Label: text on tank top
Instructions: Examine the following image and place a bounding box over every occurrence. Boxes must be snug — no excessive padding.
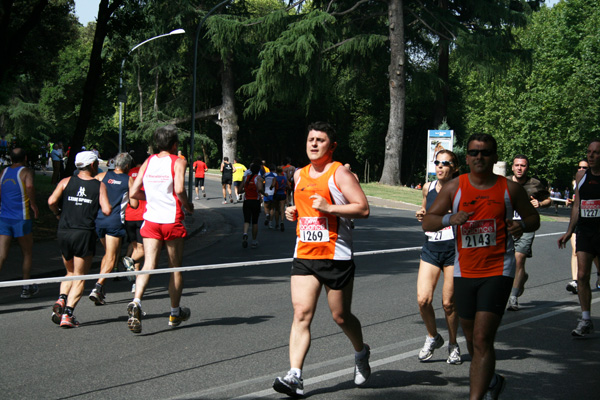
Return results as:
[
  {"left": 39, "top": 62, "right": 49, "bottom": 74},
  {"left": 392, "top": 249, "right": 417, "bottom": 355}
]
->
[
  {"left": 59, "top": 176, "right": 101, "bottom": 231},
  {"left": 96, "top": 170, "right": 129, "bottom": 227}
]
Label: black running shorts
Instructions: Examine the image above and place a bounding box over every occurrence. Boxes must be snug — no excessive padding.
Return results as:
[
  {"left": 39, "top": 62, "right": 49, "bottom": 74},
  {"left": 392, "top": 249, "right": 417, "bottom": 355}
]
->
[
  {"left": 243, "top": 200, "right": 261, "bottom": 224},
  {"left": 126, "top": 220, "right": 144, "bottom": 243},
  {"left": 575, "top": 227, "right": 600, "bottom": 257},
  {"left": 57, "top": 229, "right": 97, "bottom": 260},
  {"left": 292, "top": 258, "right": 356, "bottom": 290},
  {"left": 453, "top": 275, "right": 514, "bottom": 319}
]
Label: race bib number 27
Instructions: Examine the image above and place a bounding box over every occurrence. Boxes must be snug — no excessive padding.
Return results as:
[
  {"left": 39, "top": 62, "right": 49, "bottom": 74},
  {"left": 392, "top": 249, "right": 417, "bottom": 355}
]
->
[
  {"left": 460, "top": 219, "right": 496, "bottom": 249},
  {"left": 299, "top": 217, "right": 329, "bottom": 242}
]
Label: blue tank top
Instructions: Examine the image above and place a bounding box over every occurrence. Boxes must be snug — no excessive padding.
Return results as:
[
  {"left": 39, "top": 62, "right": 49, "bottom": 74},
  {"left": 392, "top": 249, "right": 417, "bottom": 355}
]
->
[
  {"left": 423, "top": 181, "right": 455, "bottom": 252},
  {"left": 96, "top": 170, "right": 129, "bottom": 229},
  {"left": 0, "top": 166, "right": 30, "bottom": 220},
  {"left": 275, "top": 175, "right": 287, "bottom": 195}
]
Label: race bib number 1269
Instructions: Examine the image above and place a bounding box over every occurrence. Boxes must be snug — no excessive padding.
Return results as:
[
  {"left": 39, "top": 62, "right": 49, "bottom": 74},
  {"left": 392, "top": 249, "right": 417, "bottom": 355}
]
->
[{"left": 299, "top": 217, "right": 329, "bottom": 242}]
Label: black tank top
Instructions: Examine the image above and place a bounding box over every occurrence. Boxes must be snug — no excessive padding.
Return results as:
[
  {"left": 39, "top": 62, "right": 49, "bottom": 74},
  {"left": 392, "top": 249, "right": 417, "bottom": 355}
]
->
[
  {"left": 222, "top": 162, "right": 233, "bottom": 179},
  {"left": 577, "top": 169, "right": 600, "bottom": 231},
  {"left": 424, "top": 181, "right": 455, "bottom": 252},
  {"left": 59, "top": 175, "right": 101, "bottom": 231}
]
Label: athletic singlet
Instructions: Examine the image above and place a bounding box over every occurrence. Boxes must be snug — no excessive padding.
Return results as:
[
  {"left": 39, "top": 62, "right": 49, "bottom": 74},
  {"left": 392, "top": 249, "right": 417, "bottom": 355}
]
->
[
  {"left": 424, "top": 181, "right": 454, "bottom": 252},
  {"left": 96, "top": 170, "right": 129, "bottom": 228},
  {"left": 452, "top": 174, "right": 515, "bottom": 278},
  {"left": 125, "top": 166, "right": 146, "bottom": 221},
  {"left": 293, "top": 162, "right": 352, "bottom": 260},
  {"left": 193, "top": 160, "right": 207, "bottom": 178},
  {"left": 141, "top": 154, "right": 184, "bottom": 224},
  {"left": 264, "top": 172, "right": 277, "bottom": 196},
  {"left": 244, "top": 173, "right": 261, "bottom": 200},
  {"left": 275, "top": 175, "right": 287, "bottom": 195},
  {"left": 222, "top": 162, "right": 233, "bottom": 179},
  {"left": 577, "top": 168, "right": 600, "bottom": 229},
  {"left": 58, "top": 176, "right": 100, "bottom": 231},
  {"left": 0, "top": 166, "right": 31, "bottom": 220}
]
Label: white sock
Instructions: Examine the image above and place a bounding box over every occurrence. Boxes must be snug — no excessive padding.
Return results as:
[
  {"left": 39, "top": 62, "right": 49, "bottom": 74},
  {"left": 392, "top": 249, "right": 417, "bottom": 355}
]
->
[
  {"left": 133, "top": 298, "right": 141, "bottom": 306},
  {"left": 171, "top": 307, "right": 180, "bottom": 316},
  {"left": 582, "top": 311, "right": 591, "bottom": 320},
  {"left": 290, "top": 368, "right": 302, "bottom": 379}
]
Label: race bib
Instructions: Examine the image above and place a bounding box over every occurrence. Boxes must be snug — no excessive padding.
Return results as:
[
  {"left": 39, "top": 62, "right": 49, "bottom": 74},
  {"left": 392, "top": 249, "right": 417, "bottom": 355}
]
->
[
  {"left": 460, "top": 219, "right": 496, "bottom": 249},
  {"left": 299, "top": 217, "right": 329, "bottom": 242},
  {"left": 581, "top": 199, "right": 600, "bottom": 218},
  {"left": 425, "top": 226, "right": 454, "bottom": 242}
]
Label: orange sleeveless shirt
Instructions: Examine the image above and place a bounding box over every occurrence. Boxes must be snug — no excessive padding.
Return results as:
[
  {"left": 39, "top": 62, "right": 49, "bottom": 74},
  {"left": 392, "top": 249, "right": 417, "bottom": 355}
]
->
[
  {"left": 452, "top": 174, "right": 516, "bottom": 278},
  {"left": 293, "top": 162, "right": 352, "bottom": 260}
]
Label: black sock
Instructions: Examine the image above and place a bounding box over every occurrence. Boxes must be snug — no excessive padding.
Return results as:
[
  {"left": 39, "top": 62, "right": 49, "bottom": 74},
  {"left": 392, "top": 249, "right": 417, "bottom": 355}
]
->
[
  {"left": 59, "top": 294, "right": 68, "bottom": 301},
  {"left": 65, "top": 306, "right": 74, "bottom": 317}
]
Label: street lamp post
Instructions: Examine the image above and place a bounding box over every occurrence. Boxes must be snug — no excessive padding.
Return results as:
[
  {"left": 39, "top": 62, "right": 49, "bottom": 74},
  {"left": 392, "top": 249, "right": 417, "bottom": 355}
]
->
[
  {"left": 118, "top": 29, "right": 186, "bottom": 153},
  {"left": 189, "top": 0, "right": 232, "bottom": 199}
]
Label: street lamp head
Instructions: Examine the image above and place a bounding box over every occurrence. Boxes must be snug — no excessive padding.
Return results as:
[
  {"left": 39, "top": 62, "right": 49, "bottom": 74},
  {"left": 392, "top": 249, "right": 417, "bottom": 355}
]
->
[{"left": 169, "top": 29, "right": 186, "bottom": 35}]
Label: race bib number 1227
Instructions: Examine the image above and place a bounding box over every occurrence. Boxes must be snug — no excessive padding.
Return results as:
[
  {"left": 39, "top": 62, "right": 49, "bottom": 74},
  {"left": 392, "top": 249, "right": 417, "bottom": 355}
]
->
[{"left": 581, "top": 199, "right": 600, "bottom": 218}]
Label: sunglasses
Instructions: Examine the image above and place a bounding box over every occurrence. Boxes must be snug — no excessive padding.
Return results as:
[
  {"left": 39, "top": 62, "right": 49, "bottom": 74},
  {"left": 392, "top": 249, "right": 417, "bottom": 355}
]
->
[
  {"left": 578, "top": 166, "right": 588, "bottom": 170},
  {"left": 434, "top": 160, "right": 453, "bottom": 167},
  {"left": 467, "top": 149, "right": 495, "bottom": 157}
]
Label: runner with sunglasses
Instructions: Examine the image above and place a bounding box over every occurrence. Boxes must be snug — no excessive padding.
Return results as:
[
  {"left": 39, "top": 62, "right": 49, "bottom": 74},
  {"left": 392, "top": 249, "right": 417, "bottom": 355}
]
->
[
  {"left": 423, "top": 134, "right": 539, "bottom": 399},
  {"left": 415, "top": 150, "right": 462, "bottom": 364},
  {"left": 506, "top": 155, "right": 551, "bottom": 311}
]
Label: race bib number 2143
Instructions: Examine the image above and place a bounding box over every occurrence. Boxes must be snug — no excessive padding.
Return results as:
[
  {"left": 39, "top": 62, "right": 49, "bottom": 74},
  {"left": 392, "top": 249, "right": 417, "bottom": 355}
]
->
[{"left": 460, "top": 219, "right": 496, "bottom": 249}]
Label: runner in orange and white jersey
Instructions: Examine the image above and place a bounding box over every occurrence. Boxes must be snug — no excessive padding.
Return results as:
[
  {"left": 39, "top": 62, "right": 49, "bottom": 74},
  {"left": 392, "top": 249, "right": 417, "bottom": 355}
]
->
[
  {"left": 423, "top": 133, "right": 539, "bottom": 400},
  {"left": 273, "top": 122, "right": 371, "bottom": 398}
]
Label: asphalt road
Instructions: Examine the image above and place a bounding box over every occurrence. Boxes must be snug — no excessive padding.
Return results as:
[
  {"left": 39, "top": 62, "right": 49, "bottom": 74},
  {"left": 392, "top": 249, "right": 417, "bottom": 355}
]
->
[{"left": 0, "top": 175, "right": 598, "bottom": 399}]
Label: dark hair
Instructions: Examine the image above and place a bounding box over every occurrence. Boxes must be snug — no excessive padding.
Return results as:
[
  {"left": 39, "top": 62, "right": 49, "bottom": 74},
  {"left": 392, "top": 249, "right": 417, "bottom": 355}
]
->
[
  {"left": 10, "top": 148, "right": 26, "bottom": 163},
  {"left": 307, "top": 121, "right": 337, "bottom": 143},
  {"left": 250, "top": 158, "right": 262, "bottom": 174},
  {"left": 466, "top": 133, "right": 497, "bottom": 153},
  {"left": 436, "top": 149, "right": 459, "bottom": 178},
  {"left": 154, "top": 125, "right": 179, "bottom": 152},
  {"left": 513, "top": 154, "right": 529, "bottom": 166},
  {"left": 223, "top": 156, "right": 229, "bottom": 162}
]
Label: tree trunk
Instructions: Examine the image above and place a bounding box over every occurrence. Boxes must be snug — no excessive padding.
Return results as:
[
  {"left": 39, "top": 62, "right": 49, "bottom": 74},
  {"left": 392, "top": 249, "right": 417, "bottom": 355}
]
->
[
  {"left": 138, "top": 66, "right": 143, "bottom": 123},
  {"left": 218, "top": 56, "right": 238, "bottom": 161},
  {"left": 432, "top": 0, "right": 449, "bottom": 128},
  {"left": 64, "top": 0, "right": 124, "bottom": 176},
  {"left": 379, "top": 0, "right": 405, "bottom": 186},
  {"left": 153, "top": 68, "right": 159, "bottom": 113}
]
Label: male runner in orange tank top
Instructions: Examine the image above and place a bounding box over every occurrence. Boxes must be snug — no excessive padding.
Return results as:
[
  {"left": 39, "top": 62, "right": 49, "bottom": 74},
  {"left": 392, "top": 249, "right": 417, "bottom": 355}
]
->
[
  {"left": 423, "top": 134, "right": 539, "bottom": 400},
  {"left": 272, "top": 122, "right": 371, "bottom": 397}
]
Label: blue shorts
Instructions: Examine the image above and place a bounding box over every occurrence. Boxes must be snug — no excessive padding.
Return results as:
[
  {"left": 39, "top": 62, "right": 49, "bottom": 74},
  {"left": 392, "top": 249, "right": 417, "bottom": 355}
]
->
[
  {"left": 96, "top": 226, "right": 126, "bottom": 239},
  {"left": 420, "top": 242, "right": 454, "bottom": 268},
  {"left": 264, "top": 195, "right": 274, "bottom": 203},
  {"left": 0, "top": 218, "right": 33, "bottom": 237}
]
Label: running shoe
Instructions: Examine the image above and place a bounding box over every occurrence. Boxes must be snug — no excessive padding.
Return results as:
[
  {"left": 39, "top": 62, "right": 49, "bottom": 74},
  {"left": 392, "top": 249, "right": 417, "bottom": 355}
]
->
[
  {"left": 354, "top": 344, "right": 371, "bottom": 386},
  {"left": 89, "top": 286, "right": 106, "bottom": 306},
  {"left": 483, "top": 374, "right": 505, "bottom": 400},
  {"left": 264, "top": 216, "right": 269, "bottom": 226},
  {"left": 20, "top": 284, "right": 39, "bottom": 299},
  {"left": 51, "top": 298, "right": 66, "bottom": 325},
  {"left": 122, "top": 256, "right": 136, "bottom": 281},
  {"left": 230, "top": 197, "right": 234, "bottom": 203},
  {"left": 507, "top": 296, "right": 519, "bottom": 311},
  {"left": 168, "top": 306, "right": 191, "bottom": 327},
  {"left": 447, "top": 343, "right": 462, "bottom": 365},
  {"left": 273, "top": 372, "right": 304, "bottom": 397},
  {"left": 195, "top": 196, "right": 200, "bottom": 200},
  {"left": 516, "top": 273, "right": 529, "bottom": 297},
  {"left": 203, "top": 192, "right": 206, "bottom": 198},
  {"left": 127, "top": 301, "right": 143, "bottom": 333},
  {"left": 60, "top": 313, "right": 80, "bottom": 328},
  {"left": 280, "top": 223, "right": 285, "bottom": 232},
  {"left": 222, "top": 200, "right": 227, "bottom": 205},
  {"left": 251, "top": 240, "right": 259, "bottom": 249},
  {"left": 566, "top": 280, "right": 578, "bottom": 294},
  {"left": 131, "top": 283, "right": 136, "bottom": 293},
  {"left": 572, "top": 318, "right": 594, "bottom": 337},
  {"left": 418, "top": 334, "right": 444, "bottom": 361},
  {"left": 242, "top": 234, "right": 248, "bottom": 249},
  {"left": 596, "top": 275, "right": 600, "bottom": 290}
]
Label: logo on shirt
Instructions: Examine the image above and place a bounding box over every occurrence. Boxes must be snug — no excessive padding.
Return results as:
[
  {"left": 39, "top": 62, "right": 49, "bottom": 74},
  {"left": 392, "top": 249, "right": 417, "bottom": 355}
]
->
[{"left": 76, "top": 187, "right": 86, "bottom": 197}]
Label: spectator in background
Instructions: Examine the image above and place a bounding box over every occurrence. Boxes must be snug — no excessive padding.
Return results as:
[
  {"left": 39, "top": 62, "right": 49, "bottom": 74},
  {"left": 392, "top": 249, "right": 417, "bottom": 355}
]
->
[{"left": 51, "top": 141, "right": 64, "bottom": 184}]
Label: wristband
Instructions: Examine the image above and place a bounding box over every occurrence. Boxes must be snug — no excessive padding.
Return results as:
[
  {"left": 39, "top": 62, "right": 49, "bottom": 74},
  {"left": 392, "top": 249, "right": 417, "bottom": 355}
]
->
[{"left": 442, "top": 214, "right": 453, "bottom": 227}]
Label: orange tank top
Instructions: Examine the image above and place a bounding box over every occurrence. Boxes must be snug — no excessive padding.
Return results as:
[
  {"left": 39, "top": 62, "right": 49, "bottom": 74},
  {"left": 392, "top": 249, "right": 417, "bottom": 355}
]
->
[
  {"left": 293, "top": 162, "right": 352, "bottom": 260},
  {"left": 452, "top": 174, "right": 516, "bottom": 278}
]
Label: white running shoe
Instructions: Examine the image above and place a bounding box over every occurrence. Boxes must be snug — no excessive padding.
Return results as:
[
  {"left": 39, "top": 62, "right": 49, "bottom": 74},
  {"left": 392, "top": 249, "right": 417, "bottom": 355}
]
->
[
  {"left": 572, "top": 318, "right": 594, "bottom": 337},
  {"left": 273, "top": 372, "right": 304, "bottom": 397},
  {"left": 418, "top": 334, "right": 444, "bottom": 361},
  {"left": 507, "top": 295, "right": 519, "bottom": 311},
  {"left": 447, "top": 343, "right": 462, "bottom": 365},
  {"left": 354, "top": 344, "right": 371, "bottom": 386}
]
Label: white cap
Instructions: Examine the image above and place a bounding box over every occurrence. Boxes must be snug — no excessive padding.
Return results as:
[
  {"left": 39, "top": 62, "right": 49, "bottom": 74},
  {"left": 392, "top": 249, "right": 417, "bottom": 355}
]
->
[{"left": 75, "top": 151, "right": 98, "bottom": 169}]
